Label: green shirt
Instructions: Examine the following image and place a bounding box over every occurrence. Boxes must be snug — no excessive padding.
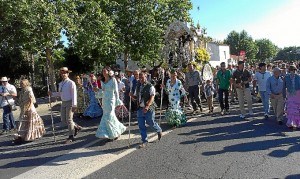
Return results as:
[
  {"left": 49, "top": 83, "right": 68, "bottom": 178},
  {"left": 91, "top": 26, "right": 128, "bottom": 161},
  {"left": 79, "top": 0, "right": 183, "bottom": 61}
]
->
[{"left": 217, "top": 69, "right": 232, "bottom": 90}]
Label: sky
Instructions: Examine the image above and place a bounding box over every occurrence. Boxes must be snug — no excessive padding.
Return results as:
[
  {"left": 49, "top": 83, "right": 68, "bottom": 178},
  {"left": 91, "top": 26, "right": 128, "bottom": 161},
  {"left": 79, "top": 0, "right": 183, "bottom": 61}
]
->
[{"left": 189, "top": 0, "right": 300, "bottom": 48}]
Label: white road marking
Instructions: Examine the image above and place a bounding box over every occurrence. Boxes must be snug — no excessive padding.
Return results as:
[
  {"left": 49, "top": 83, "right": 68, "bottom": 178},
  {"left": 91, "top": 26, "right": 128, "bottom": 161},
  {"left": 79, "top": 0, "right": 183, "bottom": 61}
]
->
[
  {"left": 11, "top": 118, "right": 200, "bottom": 179},
  {"left": 12, "top": 108, "right": 212, "bottom": 179}
]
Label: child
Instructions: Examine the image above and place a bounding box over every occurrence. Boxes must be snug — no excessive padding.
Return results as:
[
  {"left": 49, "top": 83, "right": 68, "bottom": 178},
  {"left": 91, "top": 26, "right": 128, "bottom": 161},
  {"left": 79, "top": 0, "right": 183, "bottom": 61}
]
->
[{"left": 205, "top": 79, "right": 215, "bottom": 113}]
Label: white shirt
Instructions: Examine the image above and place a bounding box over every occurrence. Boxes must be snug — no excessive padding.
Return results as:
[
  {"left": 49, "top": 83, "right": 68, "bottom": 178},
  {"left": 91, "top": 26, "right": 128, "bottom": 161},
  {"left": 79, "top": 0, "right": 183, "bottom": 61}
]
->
[
  {"left": 118, "top": 81, "right": 125, "bottom": 91},
  {"left": 0, "top": 83, "right": 17, "bottom": 107},
  {"left": 254, "top": 71, "right": 272, "bottom": 91},
  {"left": 134, "top": 83, "right": 155, "bottom": 107},
  {"left": 52, "top": 78, "right": 77, "bottom": 107}
]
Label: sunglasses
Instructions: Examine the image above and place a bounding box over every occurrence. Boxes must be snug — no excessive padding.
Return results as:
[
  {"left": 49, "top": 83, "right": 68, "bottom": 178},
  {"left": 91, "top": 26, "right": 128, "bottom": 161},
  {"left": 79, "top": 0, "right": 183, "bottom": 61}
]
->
[{"left": 1, "top": 81, "right": 7, "bottom": 82}]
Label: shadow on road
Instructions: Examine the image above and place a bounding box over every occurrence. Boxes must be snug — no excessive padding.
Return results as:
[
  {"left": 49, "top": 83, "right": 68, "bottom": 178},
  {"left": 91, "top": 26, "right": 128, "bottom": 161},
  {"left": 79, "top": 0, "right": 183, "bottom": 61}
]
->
[{"left": 178, "top": 104, "right": 300, "bottom": 158}]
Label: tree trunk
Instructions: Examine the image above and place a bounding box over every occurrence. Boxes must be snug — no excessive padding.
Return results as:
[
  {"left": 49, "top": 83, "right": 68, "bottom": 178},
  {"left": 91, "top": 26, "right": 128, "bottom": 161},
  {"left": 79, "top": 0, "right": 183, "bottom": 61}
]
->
[
  {"left": 30, "top": 53, "right": 35, "bottom": 87},
  {"left": 45, "top": 47, "right": 56, "bottom": 91},
  {"left": 124, "top": 49, "right": 128, "bottom": 70}
]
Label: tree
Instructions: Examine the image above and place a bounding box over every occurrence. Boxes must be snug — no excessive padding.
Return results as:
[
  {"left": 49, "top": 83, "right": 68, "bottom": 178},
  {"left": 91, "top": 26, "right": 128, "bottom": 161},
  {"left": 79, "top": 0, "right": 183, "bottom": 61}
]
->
[
  {"left": 224, "top": 30, "right": 258, "bottom": 60},
  {"left": 0, "top": 0, "right": 78, "bottom": 90},
  {"left": 274, "top": 46, "right": 300, "bottom": 62},
  {"left": 255, "top": 39, "right": 277, "bottom": 61},
  {"left": 224, "top": 30, "right": 240, "bottom": 56},
  {"left": 100, "top": 0, "right": 192, "bottom": 69},
  {"left": 69, "top": 0, "right": 118, "bottom": 66}
]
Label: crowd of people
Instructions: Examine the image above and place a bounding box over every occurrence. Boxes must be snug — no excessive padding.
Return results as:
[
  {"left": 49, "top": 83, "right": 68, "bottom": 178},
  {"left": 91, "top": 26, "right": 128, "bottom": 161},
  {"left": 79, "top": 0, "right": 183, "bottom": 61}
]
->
[{"left": 1, "top": 60, "right": 300, "bottom": 148}]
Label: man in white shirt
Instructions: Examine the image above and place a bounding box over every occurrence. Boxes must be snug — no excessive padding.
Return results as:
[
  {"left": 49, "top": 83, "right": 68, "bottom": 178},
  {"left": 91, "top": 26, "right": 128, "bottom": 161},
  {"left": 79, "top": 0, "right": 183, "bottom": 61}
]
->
[
  {"left": 253, "top": 63, "right": 272, "bottom": 119},
  {"left": 48, "top": 67, "right": 82, "bottom": 143},
  {"left": 0, "top": 77, "right": 17, "bottom": 134}
]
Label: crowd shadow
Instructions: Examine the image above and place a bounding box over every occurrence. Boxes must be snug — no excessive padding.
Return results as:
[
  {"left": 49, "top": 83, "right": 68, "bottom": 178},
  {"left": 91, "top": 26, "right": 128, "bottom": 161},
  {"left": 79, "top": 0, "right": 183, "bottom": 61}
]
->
[
  {"left": 202, "top": 136, "right": 300, "bottom": 156},
  {"left": 0, "top": 113, "right": 171, "bottom": 170},
  {"left": 178, "top": 105, "right": 300, "bottom": 159},
  {"left": 286, "top": 174, "right": 300, "bottom": 179}
]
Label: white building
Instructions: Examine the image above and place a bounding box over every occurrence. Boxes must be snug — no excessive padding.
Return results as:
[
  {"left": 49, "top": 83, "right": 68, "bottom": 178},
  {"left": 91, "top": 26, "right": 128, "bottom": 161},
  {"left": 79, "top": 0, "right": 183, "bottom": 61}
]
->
[{"left": 207, "top": 42, "right": 230, "bottom": 67}]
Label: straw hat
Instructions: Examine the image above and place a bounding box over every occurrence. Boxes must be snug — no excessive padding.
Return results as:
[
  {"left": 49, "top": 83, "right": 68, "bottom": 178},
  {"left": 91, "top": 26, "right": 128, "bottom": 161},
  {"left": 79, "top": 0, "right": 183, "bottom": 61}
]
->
[
  {"left": 59, "top": 67, "right": 72, "bottom": 73},
  {"left": 289, "top": 65, "right": 297, "bottom": 71},
  {"left": 0, "top": 77, "right": 9, "bottom": 82}
]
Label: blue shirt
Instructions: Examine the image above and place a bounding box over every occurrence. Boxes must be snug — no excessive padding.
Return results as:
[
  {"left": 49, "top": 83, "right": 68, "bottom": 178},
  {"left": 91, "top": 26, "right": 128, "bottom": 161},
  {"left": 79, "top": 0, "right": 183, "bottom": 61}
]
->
[
  {"left": 131, "top": 78, "right": 139, "bottom": 93},
  {"left": 266, "top": 76, "right": 285, "bottom": 96}
]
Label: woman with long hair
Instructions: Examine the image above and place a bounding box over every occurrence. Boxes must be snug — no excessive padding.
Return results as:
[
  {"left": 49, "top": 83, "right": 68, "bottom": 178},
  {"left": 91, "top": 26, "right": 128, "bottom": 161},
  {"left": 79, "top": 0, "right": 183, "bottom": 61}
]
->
[
  {"left": 95, "top": 67, "right": 126, "bottom": 140},
  {"left": 14, "top": 79, "right": 45, "bottom": 143}
]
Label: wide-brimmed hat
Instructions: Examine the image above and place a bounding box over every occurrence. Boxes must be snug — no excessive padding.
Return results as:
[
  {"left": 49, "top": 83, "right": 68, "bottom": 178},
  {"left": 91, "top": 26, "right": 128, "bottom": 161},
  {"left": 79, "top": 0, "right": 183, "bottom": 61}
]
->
[
  {"left": 0, "top": 77, "right": 9, "bottom": 82},
  {"left": 59, "top": 67, "right": 72, "bottom": 73},
  {"left": 289, "top": 65, "right": 298, "bottom": 71},
  {"left": 125, "top": 68, "right": 133, "bottom": 72},
  {"left": 273, "top": 67, "right": 281, "bottom": 73}
]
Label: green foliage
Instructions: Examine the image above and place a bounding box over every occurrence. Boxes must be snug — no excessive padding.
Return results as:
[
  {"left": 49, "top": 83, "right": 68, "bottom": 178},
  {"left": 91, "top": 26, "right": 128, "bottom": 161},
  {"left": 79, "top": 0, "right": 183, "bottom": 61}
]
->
[
  {"left": 196, "top": 48, "right": 210, "bottom": 63},
  {"left": 275, "top": 46, "right": 300, "bottom": 62},
  {"left": 255, "top": 39, "right": 278, "bottom": 61},
  {"left": 0, "top": 0, "right": 193, "bottom": 79},
  {"left": 224, "top": 30, "right": 258, "bottom": 60},
  {"left": 70, "top": 0, "right": 117, "bottom": 65},
  {"left": 100, "top": 0, "right": 192, "bottom": 67}
]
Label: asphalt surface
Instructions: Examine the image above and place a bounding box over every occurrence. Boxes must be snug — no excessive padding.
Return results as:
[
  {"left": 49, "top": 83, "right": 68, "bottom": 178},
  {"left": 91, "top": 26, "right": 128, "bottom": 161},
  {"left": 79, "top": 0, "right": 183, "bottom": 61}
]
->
[{"left": 1, "top": 98, "right": 300, "bottom": 179}]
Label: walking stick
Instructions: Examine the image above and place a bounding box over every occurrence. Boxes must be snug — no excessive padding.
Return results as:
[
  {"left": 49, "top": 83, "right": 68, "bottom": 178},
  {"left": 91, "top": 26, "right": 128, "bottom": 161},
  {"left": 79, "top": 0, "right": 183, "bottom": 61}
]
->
[
  {"left": 121, "top": 102, "right": 124, "bottom": 123},
  {"left": 128, "top": 82, "right": 132, "bottom": 148},
  {"left": 159, "top": 71, "right": 165, "bottom": 125},
  {"left": 46, "top": 77, "right": 56, "bottom": 142}
]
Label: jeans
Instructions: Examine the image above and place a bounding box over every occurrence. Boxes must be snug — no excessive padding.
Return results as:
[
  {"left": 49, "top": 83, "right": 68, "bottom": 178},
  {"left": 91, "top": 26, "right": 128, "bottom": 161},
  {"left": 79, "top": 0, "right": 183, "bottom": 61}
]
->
[
  {"left": 259, "top": 91, "right": 270, "bottom": 115},
  {"left": 137, "top": 108, "right": 162, "bottom": 143},
  {"left": 188, "top": 85, "right": 202, "bottom": 110},
  {"left": 218, "top": 89, "right": 229, "bottom": 110},
  {"left": 2, "top": 105, "right": 16, "bottom": 130}
]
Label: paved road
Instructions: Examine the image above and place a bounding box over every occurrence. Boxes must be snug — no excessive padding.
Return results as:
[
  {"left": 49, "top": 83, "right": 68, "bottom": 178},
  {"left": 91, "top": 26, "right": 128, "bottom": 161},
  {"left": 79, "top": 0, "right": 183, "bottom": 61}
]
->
[{"left": 1, "top": 99, "right": 300, "bottom": 179}]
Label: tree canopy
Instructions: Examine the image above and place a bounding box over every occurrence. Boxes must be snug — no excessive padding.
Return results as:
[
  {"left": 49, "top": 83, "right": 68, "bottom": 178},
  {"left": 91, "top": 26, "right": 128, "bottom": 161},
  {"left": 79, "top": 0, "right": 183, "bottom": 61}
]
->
[
  {"left": 255, "top": 39, "right": 278, "bottom": 62},
  {"left": 1, "top": 0, "right": 193, "bottom": 82},
  {"left": 224, "top": 30, "right": 258, "bottom": 60}
]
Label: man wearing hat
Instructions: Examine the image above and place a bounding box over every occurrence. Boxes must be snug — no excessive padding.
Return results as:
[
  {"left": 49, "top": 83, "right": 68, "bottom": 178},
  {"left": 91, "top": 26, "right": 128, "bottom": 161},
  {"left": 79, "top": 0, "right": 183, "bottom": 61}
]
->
[
  {"left": 253, "top": 63, "right": 272, "bottom": 119},
  {"left": 280, "top": 63, "right": 288, "bottom": 79},
  {"left": 48, "top": 67, "right": 82, "bottom": 143},
  {"left": 0, "top": 77, "right": 17, "bottom": 134},
  {"left": 232, "top": 61, "right": 253, "bottom": 119},
  {"left": 266, "top": 67, "right": 285, "bottom": 125}
]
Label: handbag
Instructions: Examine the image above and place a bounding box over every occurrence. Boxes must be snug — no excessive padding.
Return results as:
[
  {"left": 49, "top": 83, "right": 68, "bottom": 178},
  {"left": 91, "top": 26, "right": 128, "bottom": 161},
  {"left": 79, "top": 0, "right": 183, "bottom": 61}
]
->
[{"left": 5, "top": 96, "right": 17, "bottom": 111}]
